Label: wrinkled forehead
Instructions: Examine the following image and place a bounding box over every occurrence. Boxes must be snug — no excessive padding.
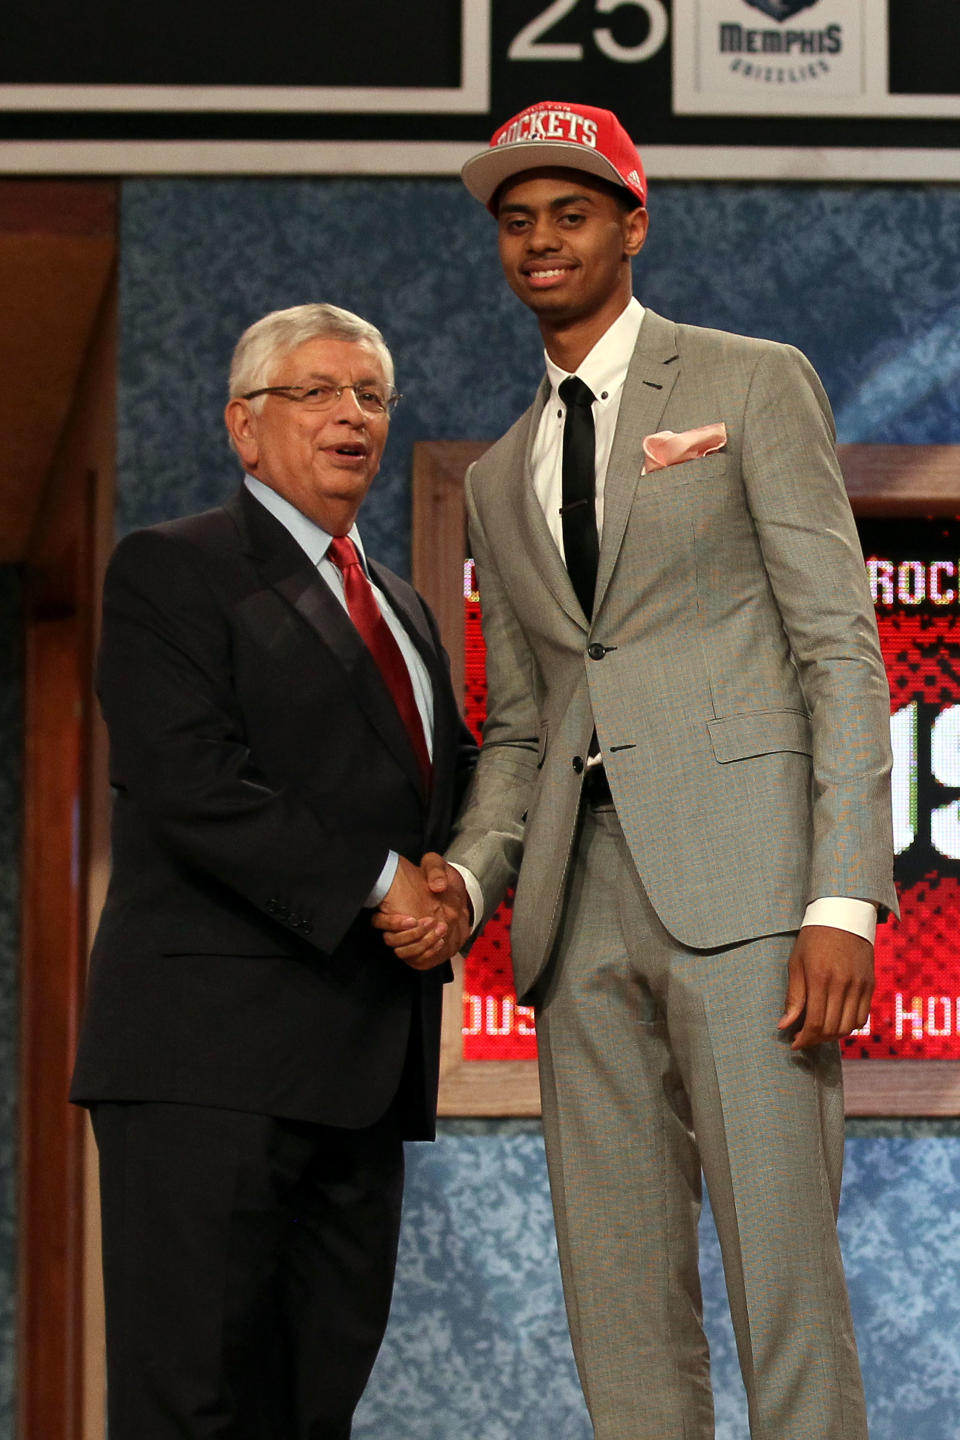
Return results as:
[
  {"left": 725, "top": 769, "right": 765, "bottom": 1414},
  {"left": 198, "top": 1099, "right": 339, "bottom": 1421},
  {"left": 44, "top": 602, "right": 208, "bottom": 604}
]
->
[{"left": 268, "top": 335, "right": 390, "bottom": 386}]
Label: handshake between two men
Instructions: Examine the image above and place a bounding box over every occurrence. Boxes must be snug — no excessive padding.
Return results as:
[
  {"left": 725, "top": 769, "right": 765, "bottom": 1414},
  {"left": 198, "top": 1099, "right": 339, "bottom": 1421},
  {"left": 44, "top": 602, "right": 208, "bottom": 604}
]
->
[{"left": 374, "top": 854, "right": 473, "bottom": 970}]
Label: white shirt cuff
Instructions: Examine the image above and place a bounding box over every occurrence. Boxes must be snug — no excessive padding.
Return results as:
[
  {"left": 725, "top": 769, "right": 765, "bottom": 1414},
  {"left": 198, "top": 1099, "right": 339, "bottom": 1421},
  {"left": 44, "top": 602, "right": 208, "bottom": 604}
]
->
[
  {"left": 801, "top": 896, "right": 878, "bottom": 943},
  {"left": 448, "top": 862, "right": 483, "bottom": 933},
  {"left": 364, "top": 851, "right": 399, "bottom": 908}
]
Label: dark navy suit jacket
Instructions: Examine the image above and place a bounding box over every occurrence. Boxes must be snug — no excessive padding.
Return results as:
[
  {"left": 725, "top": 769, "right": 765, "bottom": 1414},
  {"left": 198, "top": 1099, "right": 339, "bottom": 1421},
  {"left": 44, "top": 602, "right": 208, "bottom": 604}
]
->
[{"left": 71, "top": 486, "right": 476, "bottom": 1138}]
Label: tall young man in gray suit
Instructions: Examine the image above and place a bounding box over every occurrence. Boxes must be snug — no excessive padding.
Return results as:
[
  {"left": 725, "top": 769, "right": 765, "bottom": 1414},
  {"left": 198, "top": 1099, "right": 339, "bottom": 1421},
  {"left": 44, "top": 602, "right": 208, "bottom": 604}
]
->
[{"left": 382, "top": 103, "right": 896, "bottom": 1438}]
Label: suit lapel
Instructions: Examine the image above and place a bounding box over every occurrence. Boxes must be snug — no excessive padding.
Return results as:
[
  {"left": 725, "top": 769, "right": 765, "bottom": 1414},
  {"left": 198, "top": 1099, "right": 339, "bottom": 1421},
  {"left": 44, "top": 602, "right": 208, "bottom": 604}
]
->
[
  {"left": 485, "top": 313, "right": 683, "bottom": 631},
  {"left": 227, "top": 488, "right": 426, "bottom": 799},
  {"left": 594, "top": 309, "right": 680, "bottom": 616},
  {"left": 469, "top": 390, "right": 582, "bottom": 626},
  {"left": 372, "top": 561, "right": 460, "bottom": 828},
  {"left": 372, "top": 560, "right": 472, "bottom": 828}
]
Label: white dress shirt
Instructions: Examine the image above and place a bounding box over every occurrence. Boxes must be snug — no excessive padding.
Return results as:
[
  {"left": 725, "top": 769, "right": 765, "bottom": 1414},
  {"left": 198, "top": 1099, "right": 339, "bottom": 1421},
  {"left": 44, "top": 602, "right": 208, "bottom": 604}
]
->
[
  {"left": 532, "top": 295, "right": 646, "bottom": 557},
  {"left": 244, "top": 475, "right": 433, "bottom": 905}
]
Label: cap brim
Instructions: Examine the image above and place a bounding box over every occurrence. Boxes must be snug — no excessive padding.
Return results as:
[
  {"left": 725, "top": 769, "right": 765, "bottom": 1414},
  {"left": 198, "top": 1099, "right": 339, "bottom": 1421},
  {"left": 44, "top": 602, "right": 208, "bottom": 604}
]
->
[{"left": 461, "top": 140, "right": 638, "bottom": 209}]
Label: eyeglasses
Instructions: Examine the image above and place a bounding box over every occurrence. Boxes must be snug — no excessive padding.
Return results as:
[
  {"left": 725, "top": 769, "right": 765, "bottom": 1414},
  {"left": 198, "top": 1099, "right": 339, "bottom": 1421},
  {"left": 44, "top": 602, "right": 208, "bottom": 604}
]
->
[{"left": 242, "top": 381, "right": 400, "bottom": 417}]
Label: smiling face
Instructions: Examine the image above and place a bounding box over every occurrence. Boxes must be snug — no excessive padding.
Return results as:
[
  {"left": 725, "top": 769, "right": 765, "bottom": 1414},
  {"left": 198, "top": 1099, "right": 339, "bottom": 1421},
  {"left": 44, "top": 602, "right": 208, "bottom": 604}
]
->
[
  {"left": 496, "top": 168, "right": 648, "bottom": 365},
  {"left": 224, "top": 335, "right": 391, "bottom": 535}
]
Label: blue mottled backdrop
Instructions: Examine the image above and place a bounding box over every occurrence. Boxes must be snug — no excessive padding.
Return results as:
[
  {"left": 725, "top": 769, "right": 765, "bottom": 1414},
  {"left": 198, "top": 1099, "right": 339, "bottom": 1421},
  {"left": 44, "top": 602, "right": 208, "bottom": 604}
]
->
[{"left": 2, "top": 174, "right": 960, "bottom": 1437}]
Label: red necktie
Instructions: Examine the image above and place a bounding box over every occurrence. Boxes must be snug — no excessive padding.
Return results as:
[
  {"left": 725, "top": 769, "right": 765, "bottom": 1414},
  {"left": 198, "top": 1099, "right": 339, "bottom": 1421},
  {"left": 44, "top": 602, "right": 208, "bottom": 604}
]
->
[{"left": 328, "top": 535, "right": 431, "bottom": 790}]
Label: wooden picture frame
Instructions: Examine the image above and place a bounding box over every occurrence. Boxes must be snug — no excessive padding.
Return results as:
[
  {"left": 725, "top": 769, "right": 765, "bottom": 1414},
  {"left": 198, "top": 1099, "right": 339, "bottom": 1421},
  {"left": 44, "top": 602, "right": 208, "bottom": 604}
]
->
[{"left": 412, "top": 440, "right": 960, "bottom": 1118}]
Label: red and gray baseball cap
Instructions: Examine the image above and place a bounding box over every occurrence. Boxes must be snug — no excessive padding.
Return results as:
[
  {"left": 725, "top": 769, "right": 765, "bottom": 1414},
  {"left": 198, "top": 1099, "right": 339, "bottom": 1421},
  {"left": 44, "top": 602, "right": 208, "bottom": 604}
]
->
[{"left": 461, "top": 101, "right": 647, "bottom": 214}]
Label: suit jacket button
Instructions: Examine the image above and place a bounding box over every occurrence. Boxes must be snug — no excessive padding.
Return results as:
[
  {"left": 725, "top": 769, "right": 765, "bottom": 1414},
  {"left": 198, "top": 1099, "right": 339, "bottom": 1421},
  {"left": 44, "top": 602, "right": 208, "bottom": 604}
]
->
[
  {"left": 266, "top": 898, "right": 279, "bottom": 914},
  {"left": 572, "top": 756, "right": 584, "bottom": 774},
  {"left": 587, "top": 643, "right": 606, "bottom": 660}
]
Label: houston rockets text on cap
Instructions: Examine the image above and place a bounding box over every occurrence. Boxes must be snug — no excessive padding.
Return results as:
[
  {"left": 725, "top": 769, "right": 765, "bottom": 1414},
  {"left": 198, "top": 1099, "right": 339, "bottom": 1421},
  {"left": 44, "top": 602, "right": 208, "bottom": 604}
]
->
[{"left": 461, "top": 101, "right": 647, "bottom": 213}]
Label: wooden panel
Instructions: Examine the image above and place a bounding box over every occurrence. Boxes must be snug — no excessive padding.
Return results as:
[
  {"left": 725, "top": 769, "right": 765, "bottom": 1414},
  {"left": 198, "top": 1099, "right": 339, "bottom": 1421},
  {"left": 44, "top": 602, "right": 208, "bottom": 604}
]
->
[
  {"left": 412, "top": 440, "right": 490, "bottom": 702},
  {"left": 412, "top": 441, "right": 538, "bottom": 1117},
  {"left": 18, "top": 267, "right": 115, "bottom": 1440},
  {"left": 0, "top": 181, "right": 116, "bottom": 564},
  {"left": 843, "top": 1060, "right": 960, "bottom": 1116},
  {"left": 840, "top": 443, "right": 960, "bottom": 515},
  {"left": 19, "top": 607, "right": 88, "bottom": 1438},
  {"left": 438, "top": 957, "right": 540, "bottom": 1117},
  {"left": 414, "top": 439, "right": 960, "bottom": 1118},
  {"left": 0, "top": 182, "right": 115, "bottom": 234},
  {"left": 0, "top": 233, "right": 115, "bottom": 560}
]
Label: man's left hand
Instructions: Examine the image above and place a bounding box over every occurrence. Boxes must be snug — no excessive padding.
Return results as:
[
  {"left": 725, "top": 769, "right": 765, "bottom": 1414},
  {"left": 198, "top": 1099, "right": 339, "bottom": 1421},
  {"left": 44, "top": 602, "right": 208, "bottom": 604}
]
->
[{"left": 778, "top": 924, "right": 874, "bottom": 1050}]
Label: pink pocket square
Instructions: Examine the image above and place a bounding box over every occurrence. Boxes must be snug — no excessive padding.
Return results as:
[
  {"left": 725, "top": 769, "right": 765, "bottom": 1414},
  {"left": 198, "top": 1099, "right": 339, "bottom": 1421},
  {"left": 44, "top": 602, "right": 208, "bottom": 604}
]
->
[{"left": 642, "top": 422, "right": 727, "bottom": 474}]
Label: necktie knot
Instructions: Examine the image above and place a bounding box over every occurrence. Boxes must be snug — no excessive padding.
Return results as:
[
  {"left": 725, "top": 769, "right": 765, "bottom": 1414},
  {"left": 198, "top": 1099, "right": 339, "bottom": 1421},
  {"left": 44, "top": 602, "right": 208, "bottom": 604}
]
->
[
  {"left": 559, "top": 375, "right": 596, "bottom": 410},
  {"left": 328, "top": 534, "right": 361, "bottom": 573}
]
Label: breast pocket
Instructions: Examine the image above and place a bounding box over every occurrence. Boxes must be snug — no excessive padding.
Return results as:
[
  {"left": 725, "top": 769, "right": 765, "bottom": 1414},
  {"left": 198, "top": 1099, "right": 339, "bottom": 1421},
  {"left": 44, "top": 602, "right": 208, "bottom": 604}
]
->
[{"left": 642, "top": 451, "right": 730, "bottom": 492}]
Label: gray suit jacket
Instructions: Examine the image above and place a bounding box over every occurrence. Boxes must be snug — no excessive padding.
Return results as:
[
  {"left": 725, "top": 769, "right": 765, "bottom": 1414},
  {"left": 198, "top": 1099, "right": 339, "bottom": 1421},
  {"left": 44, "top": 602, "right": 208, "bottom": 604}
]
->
[{"left": 448, "top": 308, "right": 897, "bottom": 1000}]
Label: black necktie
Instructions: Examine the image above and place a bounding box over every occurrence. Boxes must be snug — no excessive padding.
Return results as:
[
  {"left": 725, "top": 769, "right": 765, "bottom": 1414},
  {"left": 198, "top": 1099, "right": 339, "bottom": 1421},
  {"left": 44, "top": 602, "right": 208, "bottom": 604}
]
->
[{"left": 558, "top": 376, "right": 599, "bottom": 620}]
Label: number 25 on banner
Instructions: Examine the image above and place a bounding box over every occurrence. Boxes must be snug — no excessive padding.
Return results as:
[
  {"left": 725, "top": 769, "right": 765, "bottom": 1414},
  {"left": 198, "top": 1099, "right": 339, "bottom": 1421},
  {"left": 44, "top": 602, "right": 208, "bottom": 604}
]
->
[{"left": 509, "top": 0, "right": 669, "bottom": 64}]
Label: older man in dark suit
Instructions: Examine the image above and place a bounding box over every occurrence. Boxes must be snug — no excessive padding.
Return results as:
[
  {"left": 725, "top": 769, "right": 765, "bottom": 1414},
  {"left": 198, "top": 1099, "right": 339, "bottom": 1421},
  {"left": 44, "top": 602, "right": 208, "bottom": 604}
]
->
[{"left": 71, "top": 302, "right": 475, "bottom": 1440}]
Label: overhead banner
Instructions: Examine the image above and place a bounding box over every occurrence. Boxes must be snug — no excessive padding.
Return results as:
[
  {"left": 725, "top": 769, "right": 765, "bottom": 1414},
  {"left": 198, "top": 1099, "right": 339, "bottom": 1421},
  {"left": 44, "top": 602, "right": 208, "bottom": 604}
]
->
[
  {"left": 673, "top": 0, "right": 960, "bottom": 116},
  {"left": 2, "top": 0, "right": 958, "bottom": 174}
]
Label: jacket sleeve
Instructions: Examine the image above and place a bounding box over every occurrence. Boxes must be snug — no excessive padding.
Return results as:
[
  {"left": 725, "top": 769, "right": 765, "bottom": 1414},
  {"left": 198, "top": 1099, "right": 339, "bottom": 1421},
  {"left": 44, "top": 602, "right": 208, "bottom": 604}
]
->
[
  {"left": 445, "top": 464, "right": 540, "bottom": 927},
  {"left": 740, "top": 343, "right": 898, "bottom": 916}
]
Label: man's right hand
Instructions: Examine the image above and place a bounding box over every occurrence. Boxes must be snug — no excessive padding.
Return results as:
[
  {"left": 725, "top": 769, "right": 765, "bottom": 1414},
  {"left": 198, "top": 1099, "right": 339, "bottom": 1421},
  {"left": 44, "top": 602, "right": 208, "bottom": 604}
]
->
[{"left": 373, "top": 853, "right": 471, "bottom": 969}]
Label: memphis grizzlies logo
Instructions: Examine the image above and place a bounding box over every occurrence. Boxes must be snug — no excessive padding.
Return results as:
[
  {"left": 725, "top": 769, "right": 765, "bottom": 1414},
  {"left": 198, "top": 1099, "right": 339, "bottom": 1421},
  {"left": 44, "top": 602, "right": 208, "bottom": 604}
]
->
[{"left": 743, "top": 0, "right": 820, "bottom": 19}]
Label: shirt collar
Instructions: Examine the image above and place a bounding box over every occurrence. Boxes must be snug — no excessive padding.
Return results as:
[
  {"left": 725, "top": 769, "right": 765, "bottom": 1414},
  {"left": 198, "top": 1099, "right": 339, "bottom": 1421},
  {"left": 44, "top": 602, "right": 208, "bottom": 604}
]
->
[
  {"left": 243, "top": 474, "right": 366, "bottom": 569},
  {"left": 544, "top": 296, "right": 645, "bottom": 405}
]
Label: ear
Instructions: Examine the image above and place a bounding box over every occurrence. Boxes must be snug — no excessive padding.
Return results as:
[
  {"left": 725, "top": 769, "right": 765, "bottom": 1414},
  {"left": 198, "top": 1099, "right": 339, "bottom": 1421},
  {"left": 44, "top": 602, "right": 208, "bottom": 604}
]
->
[
  {"left": 622, "top": 206, "right": 649, "bottom": 259},
  {"left": 224, "top": 397, "right": 260, "bottom": 470}
]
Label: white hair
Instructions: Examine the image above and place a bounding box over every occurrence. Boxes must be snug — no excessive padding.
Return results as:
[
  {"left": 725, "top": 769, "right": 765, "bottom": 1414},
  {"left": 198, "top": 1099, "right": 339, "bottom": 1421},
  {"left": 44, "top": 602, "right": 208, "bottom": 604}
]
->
[{"left": 228, "top": 302, "right": 395, "bottom": 407}]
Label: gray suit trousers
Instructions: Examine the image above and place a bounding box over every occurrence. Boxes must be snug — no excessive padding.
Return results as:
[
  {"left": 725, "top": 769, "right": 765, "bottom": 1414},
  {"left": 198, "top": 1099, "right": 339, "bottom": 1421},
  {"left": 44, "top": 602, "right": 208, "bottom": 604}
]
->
[{"left": 535, "top": 803, "right": 868, "bottom": 1440}]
